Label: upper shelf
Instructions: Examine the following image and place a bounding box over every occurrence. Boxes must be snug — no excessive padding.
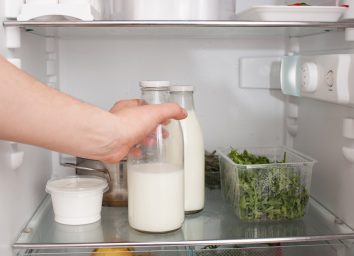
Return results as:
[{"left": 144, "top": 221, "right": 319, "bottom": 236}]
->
[
  {"left": 14, "top": 189, "right": 354, "bottom": 250},
  {"left": 3, "top": 20, "right": 354, "bottom": 38}
]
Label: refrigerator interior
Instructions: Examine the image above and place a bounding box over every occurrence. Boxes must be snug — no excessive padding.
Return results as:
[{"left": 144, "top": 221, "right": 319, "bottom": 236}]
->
[
  {"left": 55, "top": 25, "right": 354, "bottom": 230},
  {"left": 2, "top": 1, "right": 354, "bottom": 256}
]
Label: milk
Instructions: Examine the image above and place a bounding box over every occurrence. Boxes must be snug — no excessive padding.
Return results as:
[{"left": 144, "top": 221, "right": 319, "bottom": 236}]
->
[
  {"left": 165, "top": 120, "right": 184, "bottom": 165},
  {"left": 128, "top": 162, "right": 184, "bottom": 233},
  {"left": 180, "top": 110, "right": 205, "bottom": 213}
]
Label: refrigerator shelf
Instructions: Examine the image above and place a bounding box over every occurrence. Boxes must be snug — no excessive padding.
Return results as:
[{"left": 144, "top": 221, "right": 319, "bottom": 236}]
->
[
  {"left": 13, "top": 189, "right": 354, "bottom": 250},
  {"left": 18, "top": 242, "right": 346, "bottom": 256},
  {"left": 3, "top": 20, "right": 354, "bottom": 38}
]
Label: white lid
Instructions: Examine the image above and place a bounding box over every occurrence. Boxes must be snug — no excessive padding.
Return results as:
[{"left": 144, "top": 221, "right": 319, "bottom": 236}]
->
[
  {"left": 169, "top": 85, "right": 194, "bottom": 92},
  {"left": 46, "top": 176, "right": 108, "bottom": 194},
  {"left": 139, "top": 81, "right": 170, "bottom": 88}
]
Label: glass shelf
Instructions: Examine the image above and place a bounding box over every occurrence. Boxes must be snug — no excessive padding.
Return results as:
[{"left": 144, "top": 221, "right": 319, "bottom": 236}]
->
[
  {"left": 18, "top": 242, "right": 346, "bottom": 256},
  {"left": 14, "top": 189, "right": 354, "bottom": 250},
  {"left": 3, "top": 20, "right": 354, "bottom": 38}
]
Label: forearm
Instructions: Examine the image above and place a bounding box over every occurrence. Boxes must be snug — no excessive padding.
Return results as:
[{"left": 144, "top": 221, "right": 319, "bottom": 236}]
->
[{"left": 0, "top": 56, "right": 119, "bottom": 160}]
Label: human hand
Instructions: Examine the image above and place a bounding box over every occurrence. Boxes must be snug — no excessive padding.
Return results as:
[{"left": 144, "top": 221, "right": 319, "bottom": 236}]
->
[
  {"left": 101, "top": 99, "right": 187, "bottom": 163},
  {"left": 0, "top": 56, "right": 187, "bottom": 164}
]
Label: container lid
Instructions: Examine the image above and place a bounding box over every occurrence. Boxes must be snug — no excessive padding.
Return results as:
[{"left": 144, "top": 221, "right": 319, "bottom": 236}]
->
[
  {"left": 169, "top": 85, "right": 194, "bottom": 92},
  {"left": 139, "top": 81, "right": 170, "bottom": 88},
  {"left": 46, "top": 176, "right": 108, "bottom": 194}
]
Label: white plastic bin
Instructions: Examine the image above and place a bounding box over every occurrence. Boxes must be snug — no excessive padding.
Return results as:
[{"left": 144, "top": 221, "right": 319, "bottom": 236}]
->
[{"left": 46, "top": 176, "right": 108, "bottom": 225}]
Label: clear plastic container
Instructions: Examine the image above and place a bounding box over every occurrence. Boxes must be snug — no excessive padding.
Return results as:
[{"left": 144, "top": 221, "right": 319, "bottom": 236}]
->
[{"left": 218, "top": 146, "right": 316, "bottom": 222}]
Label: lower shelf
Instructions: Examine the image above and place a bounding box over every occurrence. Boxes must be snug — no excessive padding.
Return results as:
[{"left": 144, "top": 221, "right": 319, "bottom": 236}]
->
[
  {"left": 17, "top": 242, "right": 347, "bottom": 256},
  {"left": 13, "top": 189, "right": 354, "bottom": 250}
]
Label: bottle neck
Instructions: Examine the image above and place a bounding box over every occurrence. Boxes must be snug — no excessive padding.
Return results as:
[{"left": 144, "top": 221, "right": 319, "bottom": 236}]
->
[
  {"left": 170, "top": 91, "right": 195, "bottom": 111},
  {"left": 141, "top": 87, "right": 169, "bottom": 104}
]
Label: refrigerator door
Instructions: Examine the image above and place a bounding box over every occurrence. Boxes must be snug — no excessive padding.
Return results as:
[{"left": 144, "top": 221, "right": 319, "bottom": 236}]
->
[{"left": 0, "top": 1, "right": 53, "bottom": 255}]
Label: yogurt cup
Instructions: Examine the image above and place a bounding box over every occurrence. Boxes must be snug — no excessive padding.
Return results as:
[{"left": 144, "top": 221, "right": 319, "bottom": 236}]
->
[{"left": 46, "top": 176, "right": 108, "bottom": 225}]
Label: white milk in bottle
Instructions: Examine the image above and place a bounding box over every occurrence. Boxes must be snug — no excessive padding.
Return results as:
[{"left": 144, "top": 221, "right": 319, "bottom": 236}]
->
[
  {"left": 170, "top": 85, "right": 205, "bottom": 213},
  {"left": 128, "top": 163, "right": 184, "bottom": 232},
  {"left": 128, "top": 81, "right": 185, "bottom": 233}
]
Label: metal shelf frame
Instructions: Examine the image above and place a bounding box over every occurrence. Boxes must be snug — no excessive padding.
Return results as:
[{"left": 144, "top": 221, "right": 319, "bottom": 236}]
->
[{"left": 3, "top": 20, "right": 354, "bottom": 28}]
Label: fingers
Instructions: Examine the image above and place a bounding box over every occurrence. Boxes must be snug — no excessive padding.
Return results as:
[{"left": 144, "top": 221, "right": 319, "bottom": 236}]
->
[
  {"left": 129, "top": 147, "right": 142, "bottom": 159},
  {"left": 110, "top": 99, "right": 145, "bottom": 113},
  {"left": 111, "top": 101, "right": 187, "bottom": 125},
  {"left": 103, "top": 102, "right": 187, "bottom": 164},
  {"left": 139, "top": 103, "right": 188, "bottom": 124},
  {"left": 141, "top": 127, "right": 169, "bottom": 146}
]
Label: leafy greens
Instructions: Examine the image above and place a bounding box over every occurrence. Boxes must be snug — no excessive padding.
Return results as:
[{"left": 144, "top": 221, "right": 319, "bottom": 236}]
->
[{"left": 227, "top": 149, "right": 309, "bottom": 221}]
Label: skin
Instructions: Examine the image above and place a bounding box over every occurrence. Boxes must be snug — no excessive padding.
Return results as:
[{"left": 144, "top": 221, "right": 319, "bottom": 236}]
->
[{"left": 0, "top": 56, "right": 187, "bottom": 163}]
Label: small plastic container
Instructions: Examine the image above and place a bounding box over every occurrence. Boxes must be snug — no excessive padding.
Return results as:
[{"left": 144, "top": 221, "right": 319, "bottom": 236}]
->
[
  {"left": 46, "top": 176, "right": 108, "bottom": 225},
  {"left": 218, "top": 146, "right": 316, "bottom": 222}
]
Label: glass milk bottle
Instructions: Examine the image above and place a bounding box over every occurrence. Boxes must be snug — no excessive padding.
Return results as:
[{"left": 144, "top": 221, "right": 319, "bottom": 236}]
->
[
  {"left": 127, "top": 81, "right": 185, "bottom": 233},
  {"left": 170, "top": 85, "right": 205, "bottom": 214}
]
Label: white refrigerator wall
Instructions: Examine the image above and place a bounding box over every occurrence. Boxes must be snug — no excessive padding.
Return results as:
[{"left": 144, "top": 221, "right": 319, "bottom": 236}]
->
[
  {"left": 56, "top": 31, "right": 354, "bottom": 230},
  {"left": 295, "top": 31, "right": 354, "bottom": 228},
  {"left": 58, "top": 36, "right": 286, "bottom": 151},
  {"left": 0, "top": 3, "right": 52, "bottom": 256}
]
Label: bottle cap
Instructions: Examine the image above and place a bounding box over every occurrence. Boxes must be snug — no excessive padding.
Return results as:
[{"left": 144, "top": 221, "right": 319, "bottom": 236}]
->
[
  {"left": 169, "top": 85, "right": 194, "bottom": 92},
  {"left": 139, "top": 81, "right": 170, "bottom": 88}
]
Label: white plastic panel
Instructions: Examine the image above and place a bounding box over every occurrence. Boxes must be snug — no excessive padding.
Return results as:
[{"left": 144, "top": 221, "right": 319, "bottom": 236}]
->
[
  {"left": 282, "top": 53, "right": 354, "bottom": 106},
  {"left": 299, "top": 54, "right": 352, "bottom": 106}
]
